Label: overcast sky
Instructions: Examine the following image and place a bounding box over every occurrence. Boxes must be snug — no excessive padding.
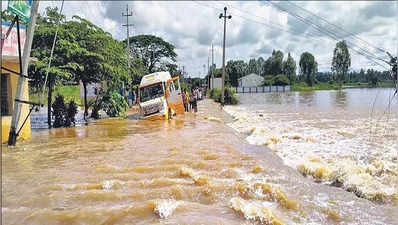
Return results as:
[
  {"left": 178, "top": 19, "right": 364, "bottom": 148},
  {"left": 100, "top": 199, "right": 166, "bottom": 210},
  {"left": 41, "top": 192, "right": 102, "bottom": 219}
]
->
[{"left": 2, "top": 1, "right": 397, "bottom": 77}]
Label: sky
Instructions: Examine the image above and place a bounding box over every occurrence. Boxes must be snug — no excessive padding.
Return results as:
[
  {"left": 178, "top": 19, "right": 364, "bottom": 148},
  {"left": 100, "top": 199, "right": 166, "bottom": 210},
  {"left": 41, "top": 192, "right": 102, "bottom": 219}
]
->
[{"left": 2, "top": 1, "right": 397, "bottom": 78}]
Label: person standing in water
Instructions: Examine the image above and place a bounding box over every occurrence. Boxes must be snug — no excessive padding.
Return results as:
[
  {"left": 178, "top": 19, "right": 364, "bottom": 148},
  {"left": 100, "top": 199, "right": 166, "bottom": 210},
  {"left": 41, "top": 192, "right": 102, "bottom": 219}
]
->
[
  {"left": 182, "top": 90, "right": 189, "bottom": 112},
  {"left": 192, "top": 88, "right": 198, "bottom": 113}
]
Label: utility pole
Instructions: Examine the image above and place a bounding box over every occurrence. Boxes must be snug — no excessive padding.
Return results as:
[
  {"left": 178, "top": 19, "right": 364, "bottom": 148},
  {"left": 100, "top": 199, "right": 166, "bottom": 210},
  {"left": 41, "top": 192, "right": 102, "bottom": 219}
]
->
[
  {"left": 219, "top": 7, "right": 231, "bottom": 106},
  {"left": 8, "top": 1, "right": 40, "bottom": 146},
  {"left": 182, "top": 66, "right": 185, "bottom": 83},
  {"left": 122, "top": 4, "right": 133, "bottom": 67},
  {"left": 211, "top": 43, "right": 214, "bottom": 90},
  {"left": 207, "top": 50, "right": 210, "bottom": 90}
]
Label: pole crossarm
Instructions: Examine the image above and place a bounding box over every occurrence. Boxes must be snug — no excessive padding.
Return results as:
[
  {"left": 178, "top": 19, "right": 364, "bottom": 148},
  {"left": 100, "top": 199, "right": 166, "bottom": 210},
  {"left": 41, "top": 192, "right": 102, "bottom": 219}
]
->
[
  {"left": 14, "top": 99, "right": 43, "bottom": 107},
  {"left": 1, "top": 66, "right": 31, "bottom": 79}
]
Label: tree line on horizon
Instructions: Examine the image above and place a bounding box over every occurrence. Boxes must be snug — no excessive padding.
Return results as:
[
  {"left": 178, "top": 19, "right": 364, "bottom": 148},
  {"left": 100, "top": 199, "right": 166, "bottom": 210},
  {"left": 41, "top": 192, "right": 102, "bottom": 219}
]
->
[{"left": 207, "top": 41, "right": 393, "bottom": 87}]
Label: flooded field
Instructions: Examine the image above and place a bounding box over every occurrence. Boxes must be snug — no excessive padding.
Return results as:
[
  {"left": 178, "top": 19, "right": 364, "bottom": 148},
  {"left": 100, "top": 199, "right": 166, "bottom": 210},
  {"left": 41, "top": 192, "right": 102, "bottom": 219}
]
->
[
  {"left": 2, "top": 99, "right": 398, "bottom": 224},
  {"left": 225, "top": 88, "right": 398, "bottom": 205}
]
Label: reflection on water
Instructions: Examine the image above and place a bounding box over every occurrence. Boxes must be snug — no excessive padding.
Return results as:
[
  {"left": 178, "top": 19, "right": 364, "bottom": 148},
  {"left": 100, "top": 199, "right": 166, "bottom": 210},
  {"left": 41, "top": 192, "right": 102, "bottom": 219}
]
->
[
  {"left": 2, "top": 98, "right": 398, "bottom": 225},
  {"left": 225, "top": 88, "right": 398, "bottom": 205}
]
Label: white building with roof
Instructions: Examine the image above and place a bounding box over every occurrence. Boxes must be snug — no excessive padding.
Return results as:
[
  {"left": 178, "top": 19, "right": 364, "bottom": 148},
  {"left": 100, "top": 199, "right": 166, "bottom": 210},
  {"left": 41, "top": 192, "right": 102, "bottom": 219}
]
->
[{"left": 238, "top": 73, "right": 264, "bottom": 87}]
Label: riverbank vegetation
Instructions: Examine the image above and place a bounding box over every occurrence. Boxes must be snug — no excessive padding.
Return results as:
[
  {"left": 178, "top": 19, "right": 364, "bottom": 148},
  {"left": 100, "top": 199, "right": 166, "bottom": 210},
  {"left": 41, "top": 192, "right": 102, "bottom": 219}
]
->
[
  {"left": 204, "top": 40, "right": 394, "bottom": 92},
  {"left": 209, "top": 88, "right": 239, "bottom": 105},
  {"left": 3, "top": 7, "right": 181, "bottom": 122}
]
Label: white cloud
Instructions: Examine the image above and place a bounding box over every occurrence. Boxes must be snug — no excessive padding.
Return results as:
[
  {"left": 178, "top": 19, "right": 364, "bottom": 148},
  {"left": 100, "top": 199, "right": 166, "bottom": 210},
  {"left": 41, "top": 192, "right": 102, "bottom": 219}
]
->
[{"left": 2, "top": 1, "right": 396, "bottom": 76}]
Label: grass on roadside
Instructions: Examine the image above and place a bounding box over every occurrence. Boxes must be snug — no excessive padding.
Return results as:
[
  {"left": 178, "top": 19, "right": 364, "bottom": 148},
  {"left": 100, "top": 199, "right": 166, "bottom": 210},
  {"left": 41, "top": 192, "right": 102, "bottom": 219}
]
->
[
  {"left": 292, "top": 82, "right": 341, "bottom": 92},
  {"left": 292, "top": 81, "right": 396, "bottom": 92},
  {"left": 30, "top": 85, "right": 82, "bottom": 106}
]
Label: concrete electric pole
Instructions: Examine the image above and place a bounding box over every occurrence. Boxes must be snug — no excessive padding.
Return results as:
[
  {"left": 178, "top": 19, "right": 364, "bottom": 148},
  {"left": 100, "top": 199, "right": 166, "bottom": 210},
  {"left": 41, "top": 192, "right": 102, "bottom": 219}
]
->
[
  {"left": 8, "top": 0, "right": 40, "bottom": 146},
  {"left": 122, "top": 4, "right": 133, "bottom": 67},
  {"left": 219, "top": 7, "right": 231, "bottom": 106},
  {"left": 211, "top": 43, "right": 214, "bottom": 90},
  {"left": 207, "top": 51, "right": 210, "bottom": 90}
]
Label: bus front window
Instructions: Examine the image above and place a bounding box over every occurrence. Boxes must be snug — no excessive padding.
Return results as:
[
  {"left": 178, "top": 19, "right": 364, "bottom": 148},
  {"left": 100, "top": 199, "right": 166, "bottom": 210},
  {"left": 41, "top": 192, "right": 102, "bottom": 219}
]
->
[{"left": 140, "top": 83, "right": 164, "bottom": 102}]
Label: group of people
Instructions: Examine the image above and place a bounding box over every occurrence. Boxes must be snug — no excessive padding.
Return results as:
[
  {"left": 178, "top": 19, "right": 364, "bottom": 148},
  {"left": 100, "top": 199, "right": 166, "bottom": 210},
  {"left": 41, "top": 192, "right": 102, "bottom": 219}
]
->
[{"left": 182, "top": 88, "right": 203, "bottom": 113}]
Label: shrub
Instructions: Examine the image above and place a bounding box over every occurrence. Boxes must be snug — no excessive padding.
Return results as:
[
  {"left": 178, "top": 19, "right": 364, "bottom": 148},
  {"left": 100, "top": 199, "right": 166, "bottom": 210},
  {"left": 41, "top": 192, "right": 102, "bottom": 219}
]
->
[
  {"left": 102, "top": 90, "right": 129, "bottom": 117},
  {"left": 210, "top": 88, "right": 221, "bottom": 100},
  {"left": 273, "top": 74, "right": 290, "bottom": 86},
  {"left": 209, "top": 87, "right": 238, "bottom": 105},
  {"left": 263, "top": 75, "right": 274, "bottom": 86},
  {"left": 66, "top": 100, "right": 78, "bottom": 126},
  {"left": 52, "top": 95, "right": 67, "bottom": 128},
  {"left": 52, "top": 95, "right": 78, "bottom": 128}
]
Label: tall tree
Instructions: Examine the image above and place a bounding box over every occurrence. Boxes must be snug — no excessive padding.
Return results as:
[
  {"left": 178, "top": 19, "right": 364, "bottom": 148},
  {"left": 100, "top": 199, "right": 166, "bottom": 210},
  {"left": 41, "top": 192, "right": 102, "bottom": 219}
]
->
[
  {"left": 331, "top": 40, "right": 351, "bottom": 86},
  {"left": 127, "top": 35, "right": 177, "bottom": 73},
  {"left": 60, "top": 16, "right": 121, "bottom": 118},
  {"left": 283, "top": 53, "right": 297, "bottom": 82},
  {"left": 270, "top": 50, "right": 284, "bottom": 76},
  {"left": 226, "top": 60, "right": 247, "bottom": 87},
  {"left": 262, "top": 57, "right": 272, "bottom": 76},
  {"left": 256, "top": 57, "right": 265, "bottom": 76},
  {"left": 247, "top": 58, "right": 257, "bottom": 74},
  {"left": 299, "top": 52, "right": 317, "bottom": 86}
]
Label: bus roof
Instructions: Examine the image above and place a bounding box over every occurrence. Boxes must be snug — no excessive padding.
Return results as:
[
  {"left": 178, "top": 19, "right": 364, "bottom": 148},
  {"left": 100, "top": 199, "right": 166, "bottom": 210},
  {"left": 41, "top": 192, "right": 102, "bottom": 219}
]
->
[{"left": 139, "top": 71, "right": 171, "bottom": 88}]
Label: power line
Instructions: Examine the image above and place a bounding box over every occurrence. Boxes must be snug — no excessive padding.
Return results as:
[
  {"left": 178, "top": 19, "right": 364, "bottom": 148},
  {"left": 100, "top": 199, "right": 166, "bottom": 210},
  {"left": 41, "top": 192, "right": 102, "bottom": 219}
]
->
[
  {"left": 265, "top": 1, "right": 388, "bottom": 65},
  {"left": 265, "top": 0, "right": 389, "bottom": 70},
  {"left": 194, "top": 1, "right": 390, "bottom": 70},
  {"left": 284, "top": 1, "right": 388, "bottom": 54},
  {"left": 193, "top": 1, "right": 330, "bottom": 49}
]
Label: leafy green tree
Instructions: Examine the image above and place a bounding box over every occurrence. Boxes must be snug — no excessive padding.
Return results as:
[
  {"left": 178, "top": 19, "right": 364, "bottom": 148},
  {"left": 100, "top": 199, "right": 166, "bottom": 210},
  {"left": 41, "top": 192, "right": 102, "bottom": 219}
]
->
[
  {"left": 256, "top": 57, "right": 265, "bottom": 76},
  {"left": 59, "top": 17, "right": 108, "bottom": 118},
  {"left": 127, "top": 35, "right": 177, "bottom": 72},
  {"left": 273, "top": 74, "right": 290, "bottom": 86},
  {"left": 331, "top": 40, "right": 351, "bottom": 86},
  {"left": 247, "top": 58, "right": 257, "bottom": 74},
  {"left": 226, "top": 60, "right": 247, "bottom": 87},
  {"left": 299, "top": 52, "right": 318, "bottom": 86},
  {"left": 129, "top": 58, "right": 148, "bottom": 86},
  {"left": 283, "top": 53, "right": 297, "bottom": 83},
  {"left": 29, "top": 7, "right": 72, "bottom": 127},
  {"left": 262, "top": 57, "right": 272, "bottom": 76},
  {"left": 270, "top": 50, "right": 284, "bottom": 76}
]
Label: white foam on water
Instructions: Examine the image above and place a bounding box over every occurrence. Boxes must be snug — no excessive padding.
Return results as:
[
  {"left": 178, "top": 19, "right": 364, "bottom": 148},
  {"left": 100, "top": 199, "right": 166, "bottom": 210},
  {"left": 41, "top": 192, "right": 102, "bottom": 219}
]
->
[
  {"left": 153, "top": 199, "right": 181, "bottom": 219},
  {"left": 224, "top": 105, "right": 398, "bottom": 202},
  {"left": 230, "top": 197, "right": 280, "bottom": 224},
  {"left": 102, "top": 180, "right": 124, "bottom": 191}
]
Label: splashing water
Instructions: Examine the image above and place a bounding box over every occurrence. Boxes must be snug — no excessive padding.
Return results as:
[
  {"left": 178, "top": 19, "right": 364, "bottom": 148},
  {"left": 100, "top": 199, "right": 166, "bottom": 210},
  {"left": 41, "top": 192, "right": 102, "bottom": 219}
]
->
[{"left": 224, "top": 89, "right": 398, "bottom": 203}]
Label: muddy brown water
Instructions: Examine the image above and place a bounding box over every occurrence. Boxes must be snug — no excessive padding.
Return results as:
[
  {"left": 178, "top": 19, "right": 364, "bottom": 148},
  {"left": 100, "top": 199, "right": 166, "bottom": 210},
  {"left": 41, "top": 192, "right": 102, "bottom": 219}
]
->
[{"left": 2, "top": 100, "right": 397, "bottom": 224}]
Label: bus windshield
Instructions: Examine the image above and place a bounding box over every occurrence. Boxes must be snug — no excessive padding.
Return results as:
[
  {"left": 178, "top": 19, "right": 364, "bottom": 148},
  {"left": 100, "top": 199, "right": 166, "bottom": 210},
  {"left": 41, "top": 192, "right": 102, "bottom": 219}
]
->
[{"left": 140, "top": 83, "right": 164, "bottom": 102}]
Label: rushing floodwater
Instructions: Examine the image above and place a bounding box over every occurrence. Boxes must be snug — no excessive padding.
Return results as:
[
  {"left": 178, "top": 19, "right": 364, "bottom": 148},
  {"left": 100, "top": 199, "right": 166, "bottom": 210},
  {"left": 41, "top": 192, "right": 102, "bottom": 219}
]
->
[
  {"left": 224, "top": 88, "right": 398, "bottom": 205},
  {"left": 2, "top": 98, "right": 398, "bottom": 225}
]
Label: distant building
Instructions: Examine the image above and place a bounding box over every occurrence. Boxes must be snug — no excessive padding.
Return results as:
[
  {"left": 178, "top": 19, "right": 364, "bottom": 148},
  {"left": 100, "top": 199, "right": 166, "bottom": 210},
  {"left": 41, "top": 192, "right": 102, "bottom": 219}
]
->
[
  {"left": 79, "top": 81, "right": 103, "bottom": 102},
  {"left": 238, "top": 73, "right": 264, "bottom": 87},
  {"left": 209, "top": 77, "right": 222, "bottom": 89},
  {"left": 1, "top": 22, "right": 32, "bottom": 143}
]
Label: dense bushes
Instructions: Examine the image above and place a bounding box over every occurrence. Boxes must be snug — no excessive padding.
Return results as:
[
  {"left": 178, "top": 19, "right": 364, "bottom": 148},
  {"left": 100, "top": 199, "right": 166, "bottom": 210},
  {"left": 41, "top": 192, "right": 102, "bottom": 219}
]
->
[
  {"left": 52, "top": 95, "right": 78, "bottom": 128},
  {"left": 209, "top": 87, "right": 238, "bottom": 105},
  {"left": 273, "top": 74, "right": 290, "bottom": 86},
  {"left": 263, "top": 74, "right": 290, "bottom": 86},
  {"left": 101, "top": 91, "right": 129, "bottom": 117}
]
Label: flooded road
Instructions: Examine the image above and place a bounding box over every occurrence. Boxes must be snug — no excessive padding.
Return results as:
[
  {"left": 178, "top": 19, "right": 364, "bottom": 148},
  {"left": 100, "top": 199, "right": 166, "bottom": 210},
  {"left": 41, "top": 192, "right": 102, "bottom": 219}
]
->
[
  {"left": 225, "top": 89, "right": 398, "bottom": 206},
  {"left": 2, "top": 99, "right": 398, "bottom": 224}
]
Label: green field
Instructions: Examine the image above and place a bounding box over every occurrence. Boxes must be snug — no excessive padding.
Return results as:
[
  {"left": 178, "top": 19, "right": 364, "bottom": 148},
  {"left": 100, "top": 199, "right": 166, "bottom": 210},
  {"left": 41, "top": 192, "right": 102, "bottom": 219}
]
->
[
  {"left": 292, "top": 81, "right": 395, "bottom": 92},
  {"left": 30, "top": 85, "right": 81, "bottom": 106}
]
